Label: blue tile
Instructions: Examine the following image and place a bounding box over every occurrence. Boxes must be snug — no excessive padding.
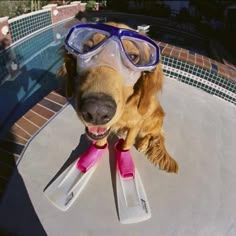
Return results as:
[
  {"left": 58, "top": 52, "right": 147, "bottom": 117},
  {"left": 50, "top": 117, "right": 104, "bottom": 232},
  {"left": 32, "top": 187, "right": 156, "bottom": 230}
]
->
[{"left": 9, "top": 11, "right": 52, "bottom": 42}]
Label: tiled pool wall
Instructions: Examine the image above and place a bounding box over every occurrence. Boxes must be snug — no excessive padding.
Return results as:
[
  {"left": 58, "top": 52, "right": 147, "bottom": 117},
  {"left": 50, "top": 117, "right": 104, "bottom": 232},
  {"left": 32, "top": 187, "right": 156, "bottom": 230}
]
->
[
  {"left": 0, "top": 20, "right": 70, "bottom": 197},
  {"left": 0, "top": 22, "right": 73, "bottom": 136},
  {"left": 158, "top": 42, "right": 236, "bottom": 105},
  {"left": 0, "top": 7, "right": 235, "bottom": 199},
  {"left": 0, "top": 1, "right": 87, "bottom": 44},
  {"left": 9, "top": 10, "right": 52, "bottom": 42},
  {"left": 0, "top": 24, "right": 61, "bottom": 87},
  {"left": 0, "top": 1, "right": 85, "bottom": 86},
  {"left": 0, "top": 5, "right": 235, "bottom": 105},
  {"left": 162, "top": 56, "right": 236, "bottom": 105}
]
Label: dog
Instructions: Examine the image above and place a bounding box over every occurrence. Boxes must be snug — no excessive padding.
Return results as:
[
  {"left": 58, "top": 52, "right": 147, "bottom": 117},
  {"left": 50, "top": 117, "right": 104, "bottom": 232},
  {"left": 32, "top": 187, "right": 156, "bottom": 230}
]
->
[{"left": 59, "top": 22, "right": 178, "bottom": 173}]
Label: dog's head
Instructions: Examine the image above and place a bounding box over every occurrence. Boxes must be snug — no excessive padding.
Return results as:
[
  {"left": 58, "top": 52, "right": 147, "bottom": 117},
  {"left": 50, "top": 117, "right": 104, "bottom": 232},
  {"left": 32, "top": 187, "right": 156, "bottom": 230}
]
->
[{"left": 60, "top": 22, "right": 164, "bottom": 141}]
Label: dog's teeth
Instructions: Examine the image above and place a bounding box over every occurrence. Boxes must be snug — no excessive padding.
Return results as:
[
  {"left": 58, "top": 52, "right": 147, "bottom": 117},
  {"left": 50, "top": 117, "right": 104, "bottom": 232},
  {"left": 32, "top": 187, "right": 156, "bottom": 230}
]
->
[{"left": 86, "top": 126, "right": 110, "bottom": 141}]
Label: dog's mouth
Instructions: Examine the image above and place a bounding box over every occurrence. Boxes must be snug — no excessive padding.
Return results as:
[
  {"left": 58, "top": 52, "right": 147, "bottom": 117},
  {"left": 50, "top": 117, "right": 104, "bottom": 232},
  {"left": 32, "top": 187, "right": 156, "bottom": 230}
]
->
[{"left": 85, "top": 126, "right": 110, "bottom": 140}]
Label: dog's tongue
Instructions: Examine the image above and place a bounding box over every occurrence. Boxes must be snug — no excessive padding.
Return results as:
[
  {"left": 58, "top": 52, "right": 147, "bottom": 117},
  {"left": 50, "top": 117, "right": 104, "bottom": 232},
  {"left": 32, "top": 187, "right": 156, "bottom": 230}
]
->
[{"left": 87, "top": 126, "right": 107, "bottom": 135}]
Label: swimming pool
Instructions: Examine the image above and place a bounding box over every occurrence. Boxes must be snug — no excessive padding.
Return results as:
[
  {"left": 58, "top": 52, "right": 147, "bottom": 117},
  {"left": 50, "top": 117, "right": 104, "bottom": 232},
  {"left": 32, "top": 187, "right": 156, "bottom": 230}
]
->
[
  {"left": 82, "top": 11, "right": 211, "bottom": 58},
  {"left": 0, "top": 18, "right": 80, "bottom": 138},
  {"left": 0, "top": 13, "right": 235, "bottom": 236},
  {"left": 0, "top": 15, "right": 235, "bottom": 140}
]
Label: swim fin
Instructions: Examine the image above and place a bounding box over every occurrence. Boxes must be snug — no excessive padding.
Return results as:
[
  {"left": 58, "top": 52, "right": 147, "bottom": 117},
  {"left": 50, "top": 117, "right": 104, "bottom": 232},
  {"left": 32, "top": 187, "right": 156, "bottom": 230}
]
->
[
  {"left": 44, "top": 143, "right": 107, "bottom": 211},
  {"left": 114, "top": 140, "right": 151, "bottom": 224}
]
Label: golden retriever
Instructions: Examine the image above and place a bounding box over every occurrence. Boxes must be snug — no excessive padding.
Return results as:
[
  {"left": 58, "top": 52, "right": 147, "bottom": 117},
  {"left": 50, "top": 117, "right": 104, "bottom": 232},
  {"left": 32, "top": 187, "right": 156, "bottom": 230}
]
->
[{"left": 59, "top": 22, "right": 178, "bottom": 173}]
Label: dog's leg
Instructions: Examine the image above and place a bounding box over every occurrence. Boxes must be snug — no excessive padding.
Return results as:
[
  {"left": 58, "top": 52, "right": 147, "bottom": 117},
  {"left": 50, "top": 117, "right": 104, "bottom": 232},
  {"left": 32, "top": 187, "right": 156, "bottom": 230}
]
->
[{"left": 121, "top": 128, "right": 139, "bottom": 150}]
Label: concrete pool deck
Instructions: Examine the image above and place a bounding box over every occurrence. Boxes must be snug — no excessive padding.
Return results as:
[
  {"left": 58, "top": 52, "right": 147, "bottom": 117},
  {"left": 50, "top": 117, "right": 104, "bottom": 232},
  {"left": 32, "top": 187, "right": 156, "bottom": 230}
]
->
[{"left": 0, "top": 77, "right": 236, "bottom": 236}]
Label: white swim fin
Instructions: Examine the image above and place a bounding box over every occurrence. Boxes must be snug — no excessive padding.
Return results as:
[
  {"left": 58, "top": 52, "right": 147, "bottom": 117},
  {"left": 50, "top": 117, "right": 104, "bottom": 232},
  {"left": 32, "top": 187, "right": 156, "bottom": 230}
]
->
[
  {"left": 44, "top": 143, "right": 107, "bottom": 211},
  {"left": 115, "top": 140, "right": 151, "bottom": 224}
]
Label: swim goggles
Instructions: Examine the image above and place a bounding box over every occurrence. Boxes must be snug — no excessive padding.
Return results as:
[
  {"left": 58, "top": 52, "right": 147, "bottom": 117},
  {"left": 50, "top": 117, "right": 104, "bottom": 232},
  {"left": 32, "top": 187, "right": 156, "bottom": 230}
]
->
[{"left": 65, "top": 23, "right": 160, "bottom": 85}]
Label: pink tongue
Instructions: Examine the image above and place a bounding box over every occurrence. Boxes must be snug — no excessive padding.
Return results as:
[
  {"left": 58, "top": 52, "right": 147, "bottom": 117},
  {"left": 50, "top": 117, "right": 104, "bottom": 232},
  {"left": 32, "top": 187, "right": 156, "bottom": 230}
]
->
[{"left": 87, "top": 126, "right": 107, "bottom": 135}]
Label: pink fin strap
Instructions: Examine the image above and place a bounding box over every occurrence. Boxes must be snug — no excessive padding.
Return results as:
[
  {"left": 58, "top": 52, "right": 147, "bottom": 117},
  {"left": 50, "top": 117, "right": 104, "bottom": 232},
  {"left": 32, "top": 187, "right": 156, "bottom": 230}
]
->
[
  {"left": 77, "top": 143, "right": 107, "bottom": 173},
  {"left": 114, "top": 139, "right": 135, "bottom": 179}
]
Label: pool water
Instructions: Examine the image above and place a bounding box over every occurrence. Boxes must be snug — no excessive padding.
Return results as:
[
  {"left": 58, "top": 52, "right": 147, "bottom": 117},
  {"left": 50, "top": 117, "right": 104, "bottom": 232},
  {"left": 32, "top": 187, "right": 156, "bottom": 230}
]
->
[
  {"left": 0, "top": 14, "right": 227, "bottom": 137},
  {"left": 84, "top": 12, "right": 211, "bottom": 57},
  {"left": 0, "top": 18, "right": 80, "bottom": 137}
]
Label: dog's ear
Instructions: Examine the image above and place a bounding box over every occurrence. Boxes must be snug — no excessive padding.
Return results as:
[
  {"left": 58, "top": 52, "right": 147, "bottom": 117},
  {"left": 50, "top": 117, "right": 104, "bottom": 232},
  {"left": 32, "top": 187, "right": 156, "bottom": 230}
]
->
[
  {"left": 136, "top": 63, "right": 164, "bottom": 115},
  {"left": 57, "top": 53, "right": 77, "bottom": 98}
]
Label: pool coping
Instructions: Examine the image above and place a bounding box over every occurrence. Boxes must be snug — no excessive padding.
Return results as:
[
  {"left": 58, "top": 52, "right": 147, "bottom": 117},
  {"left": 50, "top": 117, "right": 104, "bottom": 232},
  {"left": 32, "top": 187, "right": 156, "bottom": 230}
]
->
[
  {"left": 158, "top": 41, "right": 236, "bottom": 82},
  {"left": 1, "top": 11, "right": 235, "bottom": 103},
  {"left": 0, "top": 66, "right": 235, "bottom": 199},
  {"left": 0, "top": 90, "right": 68, "bottom": 198},
  {"left": 85, "top": 11, "right": 236, "bottom": 82},
  {"left": 0, "top": 14, "right": 235, "bottom": 199}
]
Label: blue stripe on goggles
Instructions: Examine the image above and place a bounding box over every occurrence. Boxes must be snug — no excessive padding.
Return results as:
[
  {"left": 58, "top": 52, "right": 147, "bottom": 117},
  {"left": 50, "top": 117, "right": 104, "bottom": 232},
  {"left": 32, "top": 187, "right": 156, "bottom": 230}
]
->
[{"left": 65, "top": 23, "right": 160, "bottom": 72}]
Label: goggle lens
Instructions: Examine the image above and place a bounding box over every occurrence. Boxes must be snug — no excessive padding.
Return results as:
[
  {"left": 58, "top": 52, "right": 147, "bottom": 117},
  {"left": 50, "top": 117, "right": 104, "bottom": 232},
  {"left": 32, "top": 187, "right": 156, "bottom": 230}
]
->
[
  {"left": 121, "top": 36, "right": 157, "bottom": 67},
  {"left": 67, "top": 28, "right": 110, "bottom": 54},
  {"left": 65, "top": 24, "right": 159, "bottom": 71}
]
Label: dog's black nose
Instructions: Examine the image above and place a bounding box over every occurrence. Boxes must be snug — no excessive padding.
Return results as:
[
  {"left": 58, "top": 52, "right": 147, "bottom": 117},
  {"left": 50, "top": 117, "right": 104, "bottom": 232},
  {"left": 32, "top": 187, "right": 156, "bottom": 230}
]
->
[{"left": 80, "top": 93, "right": 117, "bottom": 125}]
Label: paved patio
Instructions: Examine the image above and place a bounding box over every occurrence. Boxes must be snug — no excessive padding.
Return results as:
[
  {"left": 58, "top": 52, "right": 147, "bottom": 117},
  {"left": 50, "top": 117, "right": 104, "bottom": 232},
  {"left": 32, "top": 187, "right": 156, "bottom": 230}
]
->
[{"left": 0, "top": 77, "right": 236, "bottom": 236}]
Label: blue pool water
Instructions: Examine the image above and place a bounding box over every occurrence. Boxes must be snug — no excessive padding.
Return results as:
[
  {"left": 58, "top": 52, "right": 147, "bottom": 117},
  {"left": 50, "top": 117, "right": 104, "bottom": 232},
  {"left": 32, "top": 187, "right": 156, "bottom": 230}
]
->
[
  {"left": 0, "top": 14, "right": 221, "bottom": 137},
  {"left": 0, "top": 18, "right": 80, "bottom": 137},
  {"left": 85, "top": 12, "right": 211, "bottom": 57}
]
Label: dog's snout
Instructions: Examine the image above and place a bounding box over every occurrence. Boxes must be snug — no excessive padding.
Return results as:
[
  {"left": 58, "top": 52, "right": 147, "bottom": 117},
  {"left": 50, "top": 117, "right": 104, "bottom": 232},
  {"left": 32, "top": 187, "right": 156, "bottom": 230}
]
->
[{"left": 80, "top": 93, "right": 117, "bottom": 125}]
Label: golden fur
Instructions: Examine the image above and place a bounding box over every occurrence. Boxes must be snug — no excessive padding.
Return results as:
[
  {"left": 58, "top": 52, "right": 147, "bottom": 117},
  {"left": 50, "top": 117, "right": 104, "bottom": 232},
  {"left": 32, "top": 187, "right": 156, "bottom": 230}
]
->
[{"left": 59, "top": 22, "right": 178, "bottom": 173}]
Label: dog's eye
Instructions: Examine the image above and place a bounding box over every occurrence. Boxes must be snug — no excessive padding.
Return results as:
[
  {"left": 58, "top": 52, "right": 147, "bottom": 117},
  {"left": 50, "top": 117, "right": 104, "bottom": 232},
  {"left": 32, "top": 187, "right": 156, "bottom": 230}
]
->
[
  {"left": 128, "top": 53, "right": 140, "bottom": 64},
  {"left": 83, "top": 44, "right": 92, "bottom": 53}
]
